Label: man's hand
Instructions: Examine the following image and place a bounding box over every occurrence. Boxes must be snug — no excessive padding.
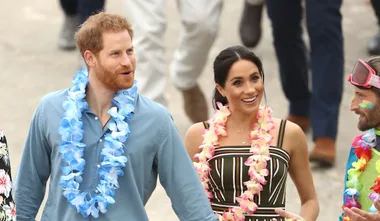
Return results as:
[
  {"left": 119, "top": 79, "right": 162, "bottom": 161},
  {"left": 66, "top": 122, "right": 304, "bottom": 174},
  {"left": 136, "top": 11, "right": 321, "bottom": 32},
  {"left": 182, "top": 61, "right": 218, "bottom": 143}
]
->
[
  {"left": 343, "top": 202, "right": 380, "bottom": 221},
  {"left": 271, "top": 208, "right": 305, "bottom": 221}
]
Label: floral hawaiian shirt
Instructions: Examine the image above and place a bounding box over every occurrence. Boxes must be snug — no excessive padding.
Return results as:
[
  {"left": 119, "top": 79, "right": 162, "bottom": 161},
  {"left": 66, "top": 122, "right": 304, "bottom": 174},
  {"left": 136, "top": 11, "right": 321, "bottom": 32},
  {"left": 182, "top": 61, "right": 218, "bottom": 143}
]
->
[{"left": 0, "top": 130, "right": 15, "bottom": 221}]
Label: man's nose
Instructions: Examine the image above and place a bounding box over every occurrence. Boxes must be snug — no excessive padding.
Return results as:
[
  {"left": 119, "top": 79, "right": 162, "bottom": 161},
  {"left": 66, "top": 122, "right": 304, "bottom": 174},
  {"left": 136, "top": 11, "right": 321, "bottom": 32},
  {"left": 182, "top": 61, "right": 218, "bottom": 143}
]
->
[
  {"left": 350, "top": 98, "right": 358, "bottom": 111},
  {"left": 121, "top": 54, "right": 132, "bottom": 67}
]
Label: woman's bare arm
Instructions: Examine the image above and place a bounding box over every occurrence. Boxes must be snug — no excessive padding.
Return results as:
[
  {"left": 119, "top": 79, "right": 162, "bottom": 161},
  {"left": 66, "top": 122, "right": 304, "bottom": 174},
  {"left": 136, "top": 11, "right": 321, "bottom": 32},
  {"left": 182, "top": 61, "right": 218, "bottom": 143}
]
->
[{"left": 283, "top": 122, "right": 319, "bottom": 221}]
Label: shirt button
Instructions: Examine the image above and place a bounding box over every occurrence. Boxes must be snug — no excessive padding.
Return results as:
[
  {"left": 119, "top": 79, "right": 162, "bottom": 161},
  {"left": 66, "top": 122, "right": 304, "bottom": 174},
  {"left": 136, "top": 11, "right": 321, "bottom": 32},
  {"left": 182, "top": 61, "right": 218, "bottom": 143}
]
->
[
  {"left": 95, "top": 117, "right": 99, "bottom": 120},
  {"left": 96, "top": 164, "right": 101, "bottom": 168},
  {"left": 99, "top": 139, "right": 103, "bottom": 142},
  {"left": 95, "top": 190, "right": 99, "bottom": 193}
]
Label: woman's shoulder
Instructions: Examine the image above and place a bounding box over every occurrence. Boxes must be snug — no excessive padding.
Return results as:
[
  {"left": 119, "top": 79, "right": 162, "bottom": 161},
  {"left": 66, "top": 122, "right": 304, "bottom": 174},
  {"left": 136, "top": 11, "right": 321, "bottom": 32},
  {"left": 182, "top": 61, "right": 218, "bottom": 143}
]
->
[
  {"left": 272, "top": 117, "right": 306, "bottom": 147},
  {"left": 184, "top": 122, "right": 208, "bottom": 160},
  {"left": 185, "top": 121, "right": 207, "bottom": 139},
  {"left": 272, "top": 118, "right": 304, "bottom": 136},
  {"left": 273, "top": 118, "right": 307, "bottom": 154}
]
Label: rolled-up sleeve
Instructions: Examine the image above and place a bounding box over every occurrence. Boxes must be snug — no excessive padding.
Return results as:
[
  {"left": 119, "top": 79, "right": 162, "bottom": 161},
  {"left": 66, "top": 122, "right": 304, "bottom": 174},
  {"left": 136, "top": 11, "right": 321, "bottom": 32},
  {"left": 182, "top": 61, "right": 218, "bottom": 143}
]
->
[{"left": 156, "top": 113, "right": 217, "bottom": 221}]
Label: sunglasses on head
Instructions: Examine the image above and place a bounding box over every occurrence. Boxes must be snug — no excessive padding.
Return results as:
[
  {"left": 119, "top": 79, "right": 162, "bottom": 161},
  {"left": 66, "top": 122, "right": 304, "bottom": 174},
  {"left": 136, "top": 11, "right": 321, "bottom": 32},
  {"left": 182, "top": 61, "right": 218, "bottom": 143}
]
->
[{"left": 348, "top": 59, "right": 380, "bottom": 89}]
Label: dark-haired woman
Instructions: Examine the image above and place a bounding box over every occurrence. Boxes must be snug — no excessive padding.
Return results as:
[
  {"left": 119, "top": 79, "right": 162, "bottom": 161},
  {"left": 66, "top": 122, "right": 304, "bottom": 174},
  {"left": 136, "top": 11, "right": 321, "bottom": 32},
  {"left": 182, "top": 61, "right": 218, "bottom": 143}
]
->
[{"left": 185, "top": 46, "right": 319, "bottom": 221}]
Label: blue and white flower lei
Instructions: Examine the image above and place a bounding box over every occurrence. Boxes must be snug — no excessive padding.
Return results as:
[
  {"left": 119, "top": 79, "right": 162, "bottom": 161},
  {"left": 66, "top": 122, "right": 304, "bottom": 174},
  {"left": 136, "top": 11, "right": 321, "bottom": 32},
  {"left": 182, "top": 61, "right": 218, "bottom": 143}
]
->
[{"left": 58, "top": 67, "right": 137, "bottom": 218}]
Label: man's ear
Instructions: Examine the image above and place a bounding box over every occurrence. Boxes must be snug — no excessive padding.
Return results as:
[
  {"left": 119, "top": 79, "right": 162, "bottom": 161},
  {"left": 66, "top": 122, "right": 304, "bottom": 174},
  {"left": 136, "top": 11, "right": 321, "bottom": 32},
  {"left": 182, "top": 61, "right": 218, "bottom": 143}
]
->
[
  {"left": 216, "top": 84, "right": 226, "bottom": 97},
  {"left": 83, "top": 50, "right": 97, "bottom": 67}
]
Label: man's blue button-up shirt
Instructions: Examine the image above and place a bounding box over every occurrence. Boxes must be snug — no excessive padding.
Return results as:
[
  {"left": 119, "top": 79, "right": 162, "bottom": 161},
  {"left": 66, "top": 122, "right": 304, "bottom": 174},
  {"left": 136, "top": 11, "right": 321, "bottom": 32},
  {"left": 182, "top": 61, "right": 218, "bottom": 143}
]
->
[{"left": 15, "top": 89, "right": 217, "bottom": 221}]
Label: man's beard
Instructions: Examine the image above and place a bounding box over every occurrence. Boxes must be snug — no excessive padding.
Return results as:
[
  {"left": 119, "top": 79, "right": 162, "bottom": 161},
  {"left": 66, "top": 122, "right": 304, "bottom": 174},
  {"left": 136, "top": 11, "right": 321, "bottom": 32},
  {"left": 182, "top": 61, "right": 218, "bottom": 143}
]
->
[
  {"left": 95, "top": 61, "right": 134, "bottom": 91},
  {"left": 357, "top": 103, "right": 380, "bottom": 131},
  {"left": 96, "top": 63, "right": 119, "bottom": 91}
]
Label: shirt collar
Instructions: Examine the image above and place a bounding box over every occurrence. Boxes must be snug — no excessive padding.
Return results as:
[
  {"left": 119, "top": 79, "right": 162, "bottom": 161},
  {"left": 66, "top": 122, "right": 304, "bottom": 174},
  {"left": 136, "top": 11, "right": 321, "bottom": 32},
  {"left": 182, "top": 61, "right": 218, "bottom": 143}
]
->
[{"left": 84, "top": 93, "right": 138, "bottom": 114}]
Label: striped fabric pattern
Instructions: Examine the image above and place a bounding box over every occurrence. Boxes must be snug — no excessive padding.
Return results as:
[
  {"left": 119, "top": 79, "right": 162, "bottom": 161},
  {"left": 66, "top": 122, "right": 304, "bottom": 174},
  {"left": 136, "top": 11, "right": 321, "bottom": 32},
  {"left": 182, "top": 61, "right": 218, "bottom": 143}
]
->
[{"left": 203, "top": 120, "right": 289, "bottom": 221}]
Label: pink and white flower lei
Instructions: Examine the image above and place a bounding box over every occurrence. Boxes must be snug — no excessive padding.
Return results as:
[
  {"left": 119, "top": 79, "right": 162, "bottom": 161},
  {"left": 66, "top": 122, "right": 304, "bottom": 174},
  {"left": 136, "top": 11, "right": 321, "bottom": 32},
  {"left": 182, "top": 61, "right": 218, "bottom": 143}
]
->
[{"left": 193, "top": 102, "right": 275, "bottom": 221}]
